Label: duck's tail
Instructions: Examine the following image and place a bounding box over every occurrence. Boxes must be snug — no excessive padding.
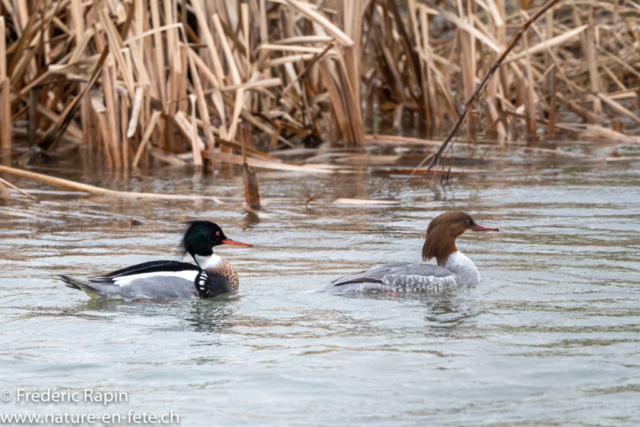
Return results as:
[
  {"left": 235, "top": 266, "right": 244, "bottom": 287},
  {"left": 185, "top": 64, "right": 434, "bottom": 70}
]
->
[{"left": 58, "top": 275, "right": 105, "bottom": 299}]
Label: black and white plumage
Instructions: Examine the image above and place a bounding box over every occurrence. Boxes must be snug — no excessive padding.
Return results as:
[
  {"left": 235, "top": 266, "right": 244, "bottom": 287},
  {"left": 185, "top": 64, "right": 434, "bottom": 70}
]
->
[
  {"left": 318, "top": 212, "right": 498, "bottom": 294},
  {"left": 60, "top": 221, "right": 251, "bottom": 300}
]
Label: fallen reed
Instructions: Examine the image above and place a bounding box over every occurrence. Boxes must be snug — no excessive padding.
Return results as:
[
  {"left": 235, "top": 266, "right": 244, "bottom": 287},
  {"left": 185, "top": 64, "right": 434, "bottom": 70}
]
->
[{"left": 0, "top": 0, "right": 638, "bottom": 172}]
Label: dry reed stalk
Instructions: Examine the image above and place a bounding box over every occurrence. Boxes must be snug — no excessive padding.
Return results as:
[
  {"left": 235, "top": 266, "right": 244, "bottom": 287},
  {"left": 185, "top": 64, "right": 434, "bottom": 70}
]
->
[
  {"left": 0, "top": 17, "right": 10, "bottom": 150},
  {"left": 127, "top": 87, "right": 143, "bottom": 138},
  {"left": 503, "top": 25, "right": 588, "bottom": 64},
  {"left": 173, "top": 111, "right": 205, "bottom": 157},
  {"left": 0, "top": 179, "right": 10, "bottom": 198},
  {"left": 418, "top": 5, "right": 436, "bottom": 125},
  {"left": 240, "top": 122, "right": 260, "bottom": 210},
  {"left": 611, "top": 119, "right": 623, "bottom": 133},
  {"left": 340, "top": 0, "right": 365, "bottom": 142},
  {"left": 120, "top": 92, "right": 129, "bottom": 167},
  {"left": 132, "top": 109, "right": 162, "bottom": 168},
  {"left": 523, "top": 77, "right": 537, "bottom": 138},
  {"left": 521, "top": 15, "right": 537, "bottom": 140},
  {"left": 186, "top": 48, "right": 215, "bottom": 151},
  {"left": 203, "top": 151, "right": 337, "bottom": 173},
  {"left": 149, "top": 0, "right": 166, "bottom": 105},
  {"left": 555, "top": 93, "right": 604, "bottom": 123},
  {"left": 485, "top": 97, "right": 506, "bottom": 141},
  {"left": 319, "top": 60, "right": 351, "bottom": 142},
  {"left": 191, "top": 2, "right": 224, "bottom": 83},
  {"left": 586, "top": 6, "right": 602, "bottom": 116},
  {"left": 458, "top": 4, "right": 477, "bottom": 136},
  {"left": 0, "top": 164, "right": 223, "bottom": 202},
  {"left": 188, "top": 94, "right": 203, "bottom": 167},
  {"left": 149, "top": 147, "right": 188, "bottom": 166},
  {"left": 545, "top": 8, "right": 556, "bottom": 138},
  {"left": 606, "top": 156, "right": 640, "bottom": 164},
  {"left": 102, "top": 66, "right": 122, "bottom": 167},
  {"left": 583, "top": 124, "right": 640, "bottom": 144},
  {"left": 0, "top": 176, "right": 39, "bottom": 202},
  {"left": 91, "top": 93, "right": 113, "bottom": 167},
  {"left": 597, "top": 93, "right": 640, "bottom": 126},
  {"left": 99, "top": 8, "right": 134, "bottom": 97}
]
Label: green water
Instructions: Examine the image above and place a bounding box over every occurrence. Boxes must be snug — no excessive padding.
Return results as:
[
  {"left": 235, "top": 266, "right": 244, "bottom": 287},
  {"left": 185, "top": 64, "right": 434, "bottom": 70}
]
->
[{"left": 1, "top": 147, "right": 639, "bottom": 425}]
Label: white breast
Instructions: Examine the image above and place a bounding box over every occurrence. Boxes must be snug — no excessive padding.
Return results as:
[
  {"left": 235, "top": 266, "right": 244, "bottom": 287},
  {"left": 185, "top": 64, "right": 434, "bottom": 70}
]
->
[
  {"left": 441, "top": 251, "right": 481, "bottom": 286},
  {"left": 194, "top": 254, "right": 222, "bottom": 270}
]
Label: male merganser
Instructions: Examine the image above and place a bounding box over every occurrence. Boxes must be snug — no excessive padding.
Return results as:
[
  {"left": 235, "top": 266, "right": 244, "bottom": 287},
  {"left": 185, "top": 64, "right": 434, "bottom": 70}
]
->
[
  {"left": 60, "top": 221, "right": 252, "bottom": 300},
  {"left": 318, "top": 211, "right": 498, "bottom": 293}
]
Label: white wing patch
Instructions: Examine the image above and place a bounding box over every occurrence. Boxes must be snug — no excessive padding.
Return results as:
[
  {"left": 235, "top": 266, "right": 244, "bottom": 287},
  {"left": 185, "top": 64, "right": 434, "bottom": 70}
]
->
[{"left": 113, "top": 271, "right": 199, "bottom": 287}]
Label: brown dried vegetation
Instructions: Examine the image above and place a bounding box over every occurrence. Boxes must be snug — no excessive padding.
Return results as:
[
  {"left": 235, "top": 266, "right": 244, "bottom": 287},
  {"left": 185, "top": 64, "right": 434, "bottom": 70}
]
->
[{"left": 0, "top": 0, "right": 638, "bottom": 171}]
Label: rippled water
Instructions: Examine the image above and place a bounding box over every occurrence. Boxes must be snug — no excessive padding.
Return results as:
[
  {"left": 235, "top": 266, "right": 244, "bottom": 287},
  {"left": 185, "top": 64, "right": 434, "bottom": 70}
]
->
[{"left": 1, "top": 147, "right": 640, "bottom": 425}]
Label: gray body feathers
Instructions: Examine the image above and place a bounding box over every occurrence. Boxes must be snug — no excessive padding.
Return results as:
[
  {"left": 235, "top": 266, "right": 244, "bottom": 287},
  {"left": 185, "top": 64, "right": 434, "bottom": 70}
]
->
[
  {"left": 318, "top": 262, "right": 458, "bottom": 294},
  {"left": 60, "top": 272, "right": 198, "bottom": 300}
]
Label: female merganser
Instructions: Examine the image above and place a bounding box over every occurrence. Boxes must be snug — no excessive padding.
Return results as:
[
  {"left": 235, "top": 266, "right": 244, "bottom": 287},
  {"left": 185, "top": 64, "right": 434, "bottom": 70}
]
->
[
  {"left": 318, "top": 211, "right": 498, "bottom": 293},
  {"left": 60, "top": 221, "right": 252, "bottom": 300}
]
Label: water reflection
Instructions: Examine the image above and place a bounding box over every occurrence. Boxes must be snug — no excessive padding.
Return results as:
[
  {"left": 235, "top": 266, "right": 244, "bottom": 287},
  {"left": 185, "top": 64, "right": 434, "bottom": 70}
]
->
[
  {"left": 421, "top": 293, "right": 480, "bottom": 327},
  {"left": 332, "top": 289, "right": 480, "bottom": 333},
  {"left": 182, "top": 298, "right": 238, "bottom": 334}
]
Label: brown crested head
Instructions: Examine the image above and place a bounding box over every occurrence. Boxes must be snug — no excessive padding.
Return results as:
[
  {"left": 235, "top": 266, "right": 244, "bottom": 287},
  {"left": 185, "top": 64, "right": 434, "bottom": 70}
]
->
[{"left": 422, "top": 211, "right": 498, "bottom": 264}]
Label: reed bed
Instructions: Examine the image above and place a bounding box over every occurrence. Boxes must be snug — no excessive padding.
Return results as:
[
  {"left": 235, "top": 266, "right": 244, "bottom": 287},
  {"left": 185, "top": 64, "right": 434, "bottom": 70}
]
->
[
  {"left": 369, "top": 0, "right": 640, "bottom": 144},
  {"left": 0, "top": 0, "right": 639, "bottom": 173}
]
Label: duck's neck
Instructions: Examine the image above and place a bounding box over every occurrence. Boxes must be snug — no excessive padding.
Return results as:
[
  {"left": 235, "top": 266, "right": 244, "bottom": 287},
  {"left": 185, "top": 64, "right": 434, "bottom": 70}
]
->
[
  {"left": 194, "top": 253, "right": 223, "bottom": 270},
  {"left": 439, "top": 251, "right": 481, "bottom": 285},
  {"left": 194, "top": 253, "right": 239, "bottom": 295}
]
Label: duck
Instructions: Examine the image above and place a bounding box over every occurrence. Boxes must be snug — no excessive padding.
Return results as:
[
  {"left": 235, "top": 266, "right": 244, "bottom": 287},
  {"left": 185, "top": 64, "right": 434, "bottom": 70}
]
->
[
  {"left": 60, "top": 221, "right": 252, "bottom": 300},
  {"left": 318, "top": 211, "right": 498, "bottom": 293}
]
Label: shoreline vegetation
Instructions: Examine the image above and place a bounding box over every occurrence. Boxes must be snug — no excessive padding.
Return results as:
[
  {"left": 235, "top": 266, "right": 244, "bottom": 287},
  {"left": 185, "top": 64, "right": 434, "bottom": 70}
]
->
[{"left": 0, "top": 0, "right": 639, "bottom": 204}]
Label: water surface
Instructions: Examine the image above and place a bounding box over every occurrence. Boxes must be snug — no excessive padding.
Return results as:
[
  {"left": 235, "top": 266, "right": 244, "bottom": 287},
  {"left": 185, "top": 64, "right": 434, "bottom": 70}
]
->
[{"left": 1, "top": 147, "right": 639, "bottom": 425}]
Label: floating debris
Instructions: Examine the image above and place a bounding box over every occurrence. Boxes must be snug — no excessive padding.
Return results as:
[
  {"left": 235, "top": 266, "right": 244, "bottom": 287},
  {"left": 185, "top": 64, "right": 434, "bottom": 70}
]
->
[
  {"left": 130, "top": 218, "right": 146, "bottom": 226},
  {"left": 333, "top": 198, "right": 399, "bottom": 206}
]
